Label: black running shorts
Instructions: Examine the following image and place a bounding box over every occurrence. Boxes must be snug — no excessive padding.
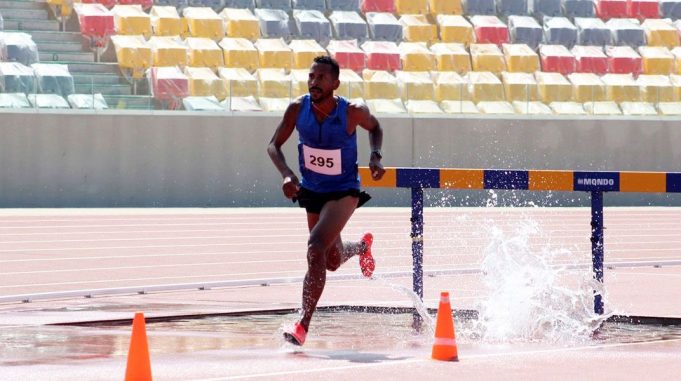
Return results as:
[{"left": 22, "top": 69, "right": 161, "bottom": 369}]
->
[{"left": 295, "top": 187, "right": 371, "bottom": 214}]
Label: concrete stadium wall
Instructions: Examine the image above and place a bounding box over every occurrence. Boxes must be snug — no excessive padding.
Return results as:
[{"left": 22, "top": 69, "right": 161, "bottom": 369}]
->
[{"left": 1, "top": 110, "right": 680, "bottom": 207}]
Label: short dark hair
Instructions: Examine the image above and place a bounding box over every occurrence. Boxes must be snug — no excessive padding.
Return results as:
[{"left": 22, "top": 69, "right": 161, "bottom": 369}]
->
[{"left": 313, "top": 56, "right": 340, "bottom": 79}]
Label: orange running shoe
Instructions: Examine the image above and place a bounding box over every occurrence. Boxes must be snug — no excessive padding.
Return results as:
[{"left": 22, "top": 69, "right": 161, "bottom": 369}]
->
[
  {"left": 283, "top": 322, "right": 307, "bottom": 346},
  {"left": 359, "top": 232, "right": 375, "bottom": 278}
]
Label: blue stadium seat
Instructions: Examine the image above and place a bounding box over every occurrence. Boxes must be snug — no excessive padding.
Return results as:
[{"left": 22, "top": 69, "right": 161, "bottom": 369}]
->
[
  {"left": 606, "top": 18, "right": 645, "bottom": 48},
  {"left": 659, "top": 0, "right": 681, "bottom": 19},
  {"left": 224, "top": 0, "right": 256, "bottom": 7},
  {"left": 0, "top": 32, "right": 39, "bottom": 66},
  {"left": 508, "top": 16, "right": 543, "bottom": 50},
  {"left": 328, "top": 11, "right": 368, "bottom": 43},
  {"left": 254, "top": 8, "right": 291, "bottom": 39},
  {"left": 326, "top": 0, "right": 359, "bottom": 11},
  {"left": 533, "top": 0, "right": 562, "bottom": 18},
  {"left": 256, "top": 0, "right": 292, "bottom": 11},
  {"left": 0, "top": 62, "right": 35, "bottom": 94},
  {"left": 543, "top": 17, "right": 578, "bottom": 49},
  {"left": 293, "top": 10, "right": 332, "bottom": 46},
  {"left": 31, "top": 63, "right": 75, "bottom": 98},
  {"left": 464, "top": 0, "right": 496, "bottom": 15},
  {"left": 497, "top": 0, "right": 528, "bottom": 16},
  {"left": 293, "top": 0, "right": 326, "bottom": 10},
  {"left": 366, "top": 12, "right": 403, "bottom": 43},
  {"left": 575, "top": 17, "right": 611, "bottom": 46},
  {"left": 562, "top": 0, "right": 596, "bottom": 18}
]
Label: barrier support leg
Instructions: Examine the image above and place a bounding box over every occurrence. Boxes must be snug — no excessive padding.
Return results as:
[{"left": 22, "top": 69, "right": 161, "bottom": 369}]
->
[
  {"left": 411, "top": 187, "right": 424, "bottom": 330},
  {"left": 591, "top": 191, "right": 604, "bottom": 315}
]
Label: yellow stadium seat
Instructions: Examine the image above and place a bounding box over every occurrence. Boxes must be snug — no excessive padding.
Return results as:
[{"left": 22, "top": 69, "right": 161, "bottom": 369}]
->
[
  {"left": 47, "top": 0, "right": 73, "bottom": 18},
  {"left": 641, "top": 19, "right": 679, "bottom": 48},
  {"left": 256, "top": 68, "right": 291, "bottom": 98},
  {"left": 290, "top": 69, "right": 309, "bottom": 97},
  {"left": 147, "top": 36, "right": 188, "bottom": 67},
  {"left": 185, "top": 67, "right": 228, "bottom": 100},
  {"left": 366, "top": 98, "right": 407, "bottom": 113},
  {"left": 363, "top": 70, "right": 400, "bottom": 100},
  {"left": 338, "top": 69, "right": 364, "bottom": 99},
  {"left": 583, "top": 101, "right": 622, "bottom": 115},
  {"left": 395, "top": 71, "right": 434, "bottom": 100},
  {"left": 512, "top": 101, "right": 553, "bottom": 114},
  {"left": 399, "top": 14, "right": 438, "bottom": 43},
  {"left": 255, "top": 38, "right": 293, "bottom": 70},
  {"left": 222, "top": 95, "right": 262, "bottom": 112},
  {"left": 440, "top": 100, "right": 480, "bottom": 113},
  {"left": 671, "top": 47, "right": 681, "bottom": 74},
  {"left": 636, "top": 74, "right": 674, "bottom": 102},
  {"left": 289, "top": 40, "right": 327, "bottom": 70},
  {"left": 428, "top": 0, "right": 463, "bottom": 15},
  {"left": 399, "top": 42, "right": 436, "bottom": 71},
  {"left": 549, "top": 101, "right": 587, "bottom": 115},
  {"left": 431, "top": 71, "right": 470, "bottom": 101},
  {"left": 429, "top": 43, "right": 471, "bottom": 73},
  {"left": 620, "top": 102, "right": 658, "bottom": 115},
  {"left": 218, "top": 67, "right": 257, "bottom": 98},
  {"left": 150, "top": 6, "right": 186, "bottom": 37},
  {"left": 110, "top": 35, "right": 152, "bottom": 79},
  {"left": 502, "top": 44, "right": 539, "bottom": 73},
  {"left": 638, "top": 46, "right": 674, "bottom": 75},
  {"left": 477, "top": 101, "right": 515, "bottom": 114},
  {"left": 259, "top": 97, "right": 290, "bottom": 112},
  {"left": 601, "top": 73, "right": 640, "bottom": 102},
  {"left": 567, "top": 73, "right": 606, "bottom": 102},
  {"left": 219, "top": 38, "right": 259, "bottom": 72},
  {"left": 405, "top": 100, "right": 444, "bottom": 113},
  {"left": 220, "top": 8, "right": 260, "bottom": 41},
  {"left": 183, "top": 7, "right": 225, "bottom": 41},
  {"left": 396, "top": 0, "right": 428, "bottom": 14},
  {"left": 436, "top": 15, "right": 473, "bottom": 45},
  {"left": 186, "top": 37, "right": 224, "bottom": 70},
  {"left": 535, "top": 72, "right": 572, "bottom": 103},
  {"left": 657, "top": 102, "right": 681, "bottom": 115},
  {"left": 111, "top": 5, "right": 151, "bottom": 38},
  {"left": 464, "top": 71, "right": 504, "bottom": 102},
  {"left": 470, "top": 44, "right": 506, "bottom": 73},
  {"left": 501, "top": 71, "right": 538, "bottom": 101}
]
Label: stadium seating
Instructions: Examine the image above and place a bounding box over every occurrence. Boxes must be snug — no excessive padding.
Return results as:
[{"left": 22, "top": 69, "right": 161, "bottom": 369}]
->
[
  {"left": 659, "top": 0, "right": 681, "bottom": 19},
  {"left": 627, "top": 0, "right": 659, "bottom": 19},
  {"left": 363, "top": 69, "right": 399, "bottom": 99},
  {"left": 436, "top": 15, "right": 474, "bottom": 46},
  {"left": 431, "top": 71, "right": 470, "bottom": 101},
  {"left": 470, "top": 15, "right": 509, "bottom": 45},
  {"left": 638, "top": 46, "right": 674, "bottom": 75},
  {"left": 465, "top": 71, "right": 504, "bottom": 102},
  {"left": 583, "top": 101, "right": 622, "bottom": 114},
  {"left": 429, "top": 43, "right": 471, "bottom": 73},
  {"left": 293, "top": 0, "right": 326, "bottom": 11},
  {"left": 605, "top": 45, "right": 642, "bottom": 75},
  {"left": 550, "top": 101, "right": 587, "bottom": 114},
  {"left": 440, "top": 100, "right": 479, "bottom": 113},
  {"left": 253, "top": 8, "right": 290, "bottom": 39},
  {"left": 502, "top": 71, "right": 538, "bottom": 101},
  {"left": 657, "top": 101, "right": 681, "bottom": 115},
  {"left": 150, "top": 6, "right": 186, "bottom": 37},
  {"left": 399, "top": 42, "right": 436, "bottom": 71},
  {"left": 28, "top": 93, "right": 70, "bottom": 109},
  {"left": 256, "top": 0, "right": 292, "bottom": 11},
  {"left": 0, "top": 62, "right": 36, "bottom": 94},
  {"left": 0, "top": 32, "right": 39, "bottom": 66},
  {"left": 0, "top": 93, "right": 31, "bottom": 108},
  {"left": 572, "top": 45, "right": 608, "bottom": 74},
  {"left": 540, "top": 45, "right": 576, "bottom": 74},
  {"left": 256, "top": 68, "right": 291, "bottom": 97},
  {"left": 399, "top": 14, "right": 437, "bottom": 43},
  {"left": 672, "top": 47, "right": 681, "bottom": 74},
  {"left": 289, "top": 39, "right": 326, "bottom": 69},
  {"left": 328, "top": 11, "right": 369, "bottom": 42},
  {"left": 508, "top": 16, "right": 543, "bottom": 49},
  {"left": 218, "top": 67, "right": 257, "bottom": 98},
  {"left": 395, "top": 0, "right": 428, "bottom": 14},
  {"left": 222, "top": 95, "right": 262, "bottom": 111},
  {"left": 606, "top": 18, "right": 645, "bottom": 48},
  {"left": 327, "top": 0, "right": 360, "bottom": 11},
  {"left": 404, "top": 100, "right": 444, "bottom": 114},
  {"left": 533, "top": 0, "right": 562, "bottom": 19},
  {"left": 366, "top": 12, "right": 402, "bottom": 42},
  {"left": 535, "top": 71, "right": 572, "bottom": 102},
  {"left": 513, "top": 101, "right": 553, "bottom": 114},
  {"left": 361, "top": 40, "right": 400, "bottom": 71},
  {"left": 68, "top": 93, "right": 109, "bottom": 109},
  {"left": 574, "top": 18, "right": 611, "bottom": 46},
  {"left": 186, "top": 37, "right": 224, "bottom": 69},
  {"left": 464, "top": 0, "right": 495, "bottom": 15},
  {"left": 365, "top": 98, "right": 406, "bottom": 113},
  {"left": 544, "top": 17, "right": 577, "bottom": 48},
  {"left": 111, "top": 5, "right": 151, "bottom": 38},
  {"left": 337, "top": 68, "right": 364, "bottom": 98},
  {"left": 292, "top": 10, "right": 331, "bottom": 46},
  {"left": 259, "top": 96, "right": 290, "bottom": 111},
  {"left": 73, "top": 3, "right": 115, "bottom": 47},
  {"left": 596, "top": 0, "right": 628, "bottom": 20},
  {"left": 220, "top": 37, "right": 259, "bottom": 71},
  {"left": 254, "top": 38, "right": 292, "bottom": 70},
  {"left": 327, "top": 39, "right": 366, "bottom": 72},
  {"left": 498, "top": 0, "right": 528, "bottom": 17},
  {"left": 111, "top": 35, "right": 152, "bottom": 78},
  {"left": 289, "top": 69, "right": 308, "bottom": 97},
  {"left": 183, "top": 7, "right": 224, "bottom": 40},
  {"left": 470, "top": 43, "right": 506, "bottom": 73},
  {"left": 477, "top": 101, "right": 515, "bottom": 114},
  {"left": 185, "top": 66, "right": 227, "bottom": 100},
  {"left": 220, "top": 8, "right": 260, "bottom": 41},
  {"left": 503, "top": 43, "right": 540, "bottom": 72},
  {"left": 31, "top": 63, "right": 75, "bottom": 98},
  {"left": 428, "top": 0, "right": 463, "bottom": 15},
  {"left": 563, "top": 0, "right": 596, "bottom": 18},
  {"left": 149, "top": 66, "right": 188, "bottom": 102},
  {"left": 619, "top": 101, "right": 658, "bottom": 115},
  {"left": 360, "top": 0, "right": 396, "bottom": 13},
  {"left": 183, "top": 95, "right": 224, "bottom": 111},
  {"left": 568, "top": 72, "right": 606, "bottom": 102},
  {"left": 395, "top": 71, "right": 434, "bottom": 100},
  {"left": 641, "top": 19, "right": 679, "bottom": 48},
  {"left": 148, "top": 36, "right": 188, "bottom": 67},
  {"left": 636, "top": 74, "right": 674, "bottom": 102},
  {"left": 601, "top": 73, "right": 640, "bottom": 102}
]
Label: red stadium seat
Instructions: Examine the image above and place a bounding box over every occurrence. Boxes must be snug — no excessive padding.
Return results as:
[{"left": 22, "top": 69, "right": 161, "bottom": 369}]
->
[
  {"left": 361, "top": 0, "right": 396, "bottom": 12},
  {"left": 118, "top": 0, "right": 153, "bottom": 9},
  {"left": 573, "top": 46, "right": 608, "bottom": 74},
  {"left": 74, "top": 3, "right": 115, "bottom": 47},
  {"left": 540, "top": 45, "right": 576, "bottom": 74},
  {"left": 605, "top": 46, "right": 642, "bottom": 75},
  {"left": 150, "top": 66, "right": 189, "bottom": 101},
  {"left": 627, "top": 0, "right": 659, "bottom": 19},
  {"left": 596, "top": 0, "right": 628, "bottom": 19},
  {"left": 470, "top": 16, "right": 509, "bottom": 45},
  {"left": 80, "top": 0, "right": 117, "bottom": 9}
]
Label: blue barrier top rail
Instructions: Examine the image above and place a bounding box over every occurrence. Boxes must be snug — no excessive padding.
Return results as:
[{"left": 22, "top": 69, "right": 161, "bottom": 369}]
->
[{"left": 359, "top": 167, "right": 681, "bottom": 193}]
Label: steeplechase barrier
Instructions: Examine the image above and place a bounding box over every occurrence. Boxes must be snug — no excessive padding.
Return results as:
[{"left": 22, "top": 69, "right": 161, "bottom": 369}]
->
[{"left": 360, "top": 167, "right": 681, "bottom": 315}]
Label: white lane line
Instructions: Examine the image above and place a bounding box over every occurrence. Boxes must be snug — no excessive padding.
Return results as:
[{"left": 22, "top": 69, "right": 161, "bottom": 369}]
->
[{"left": 194, "top": 337, "right": 681, "bottom": 380}]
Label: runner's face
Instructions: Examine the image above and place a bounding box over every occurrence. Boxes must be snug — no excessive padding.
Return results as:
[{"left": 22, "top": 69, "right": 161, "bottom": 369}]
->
[{"left": 308, "top": 62, "right": 339, "bottom": 103}]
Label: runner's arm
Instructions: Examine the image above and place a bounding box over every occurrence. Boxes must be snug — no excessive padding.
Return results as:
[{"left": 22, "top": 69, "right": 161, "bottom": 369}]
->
[
  {"left": 267, "top": 101, "right": 301, "bottom": 198},
  {"left": 352, "top": 103, "right": 385, "bottom": 180}
]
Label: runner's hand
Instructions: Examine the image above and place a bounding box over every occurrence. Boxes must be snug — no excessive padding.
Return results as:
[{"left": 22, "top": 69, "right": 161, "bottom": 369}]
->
[
  {"left": 282, "top": 175, "right": 300, "bottom": 199},
  {"left": 369, "top": 158, "right": 385, "bottom": 181}
]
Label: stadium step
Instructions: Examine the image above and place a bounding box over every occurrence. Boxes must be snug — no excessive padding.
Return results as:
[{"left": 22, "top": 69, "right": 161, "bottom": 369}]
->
[
  {"left": 0, "top": 8, "right": 49, "bottom": 19},
  {"left": 2, "top": 18, "right": 60, "bottom": 31},
  {"left": 104, "top": 95, "right": 154, "bottom": 110},
  {"left": 40, "top": 51, "right": 94, "bottom": 63},
  {"left": 76, "top": 83, "right": 132, "bottom": 96},
  {"left": 61, "top": 61, "right": 120, "bottom": 74},
  {"left": 30, "top": 31, "right": 82, "bottom": 43},
  {"left": 35, "top": 41, "right": 84, "bottom": 53},
  {"left": 73, "top": 74, "right": 125, "bottom": 86},
  {"left": 0, "top": 0, "right": 46, "bottom": 10}
]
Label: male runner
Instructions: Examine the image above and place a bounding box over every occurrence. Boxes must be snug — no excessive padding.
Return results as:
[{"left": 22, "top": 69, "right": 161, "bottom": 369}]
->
[{"left": 267, "top": 56, "right": 385, "bottom": 346}]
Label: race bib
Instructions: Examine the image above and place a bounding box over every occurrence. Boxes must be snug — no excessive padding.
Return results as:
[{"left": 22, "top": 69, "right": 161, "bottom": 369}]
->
[{"left": 303, "top": 145, "right": 342, "bottom": 176}]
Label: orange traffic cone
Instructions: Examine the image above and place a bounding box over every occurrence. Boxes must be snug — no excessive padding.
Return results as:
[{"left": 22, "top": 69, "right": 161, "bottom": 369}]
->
[
  {"left": 125, "top": 312, "right": 153, "bottom": 381},
  {"left": 431, "top": 291, "right": 459, "bottom": 361}
]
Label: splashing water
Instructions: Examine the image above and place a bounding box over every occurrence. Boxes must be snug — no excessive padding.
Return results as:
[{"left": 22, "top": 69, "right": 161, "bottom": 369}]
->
[
  {"left": 474, "top": 218, "right": 610, "bottom": 343},
  {"left": 373, "top": 276, "right": 435, "bottom": 335}
]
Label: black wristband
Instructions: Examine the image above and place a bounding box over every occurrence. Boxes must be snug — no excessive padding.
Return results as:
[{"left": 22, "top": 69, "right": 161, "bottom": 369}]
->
[{"left": 370, "top": 149, "right": 382, "bottom": 160}]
